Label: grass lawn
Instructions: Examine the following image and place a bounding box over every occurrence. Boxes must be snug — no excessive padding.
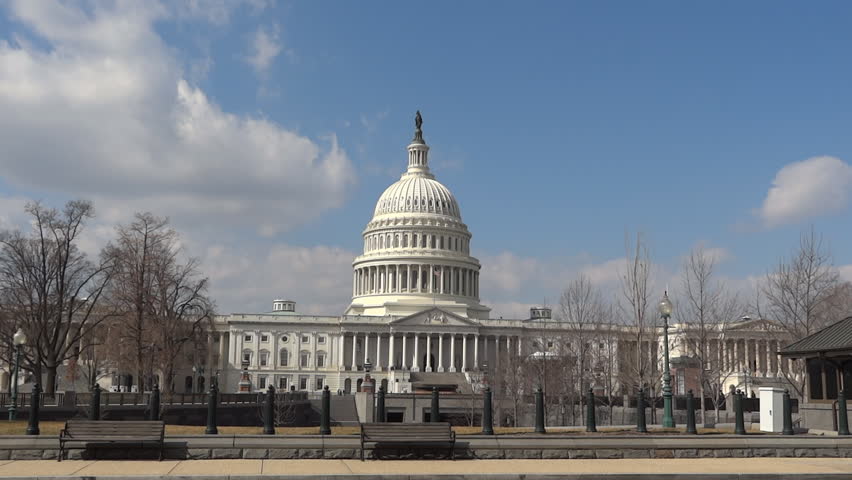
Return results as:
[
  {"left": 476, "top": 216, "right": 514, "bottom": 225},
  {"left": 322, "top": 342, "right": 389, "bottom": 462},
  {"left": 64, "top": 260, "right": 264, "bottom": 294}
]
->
[{"left": 0, "top": 421, "right": 754, "bottom": 436}]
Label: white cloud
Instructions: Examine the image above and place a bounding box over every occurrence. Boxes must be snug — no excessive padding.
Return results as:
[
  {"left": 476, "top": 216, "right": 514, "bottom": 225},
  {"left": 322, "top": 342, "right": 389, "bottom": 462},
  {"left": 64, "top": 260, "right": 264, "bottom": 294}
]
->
[
  {"left": 0, "top": 1, "right": 354, "bottom": 237},
  {"left": 202, "top": 242, "right": 355, "bottom": 315},
  {"left": 245, "top": 24, "right": 282, "bottom": 74},
  {"left": 757, "top": 156, "right": 852, "bottom": 228}
]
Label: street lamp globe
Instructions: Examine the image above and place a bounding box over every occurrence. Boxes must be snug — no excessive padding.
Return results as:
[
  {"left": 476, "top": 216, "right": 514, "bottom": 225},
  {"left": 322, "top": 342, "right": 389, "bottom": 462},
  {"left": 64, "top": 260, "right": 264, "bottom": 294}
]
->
[
  {"left": 13, "top": 328, "right": 26, "bottom": 346},
  {"left": 658, "top": 292, "right": 673, "bottom": 318}
]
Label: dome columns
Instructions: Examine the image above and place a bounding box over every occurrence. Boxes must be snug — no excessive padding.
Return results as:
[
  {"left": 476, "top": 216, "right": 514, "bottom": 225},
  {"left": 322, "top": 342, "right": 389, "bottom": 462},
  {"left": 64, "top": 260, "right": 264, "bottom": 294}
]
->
[{"left": 353, "top": 263, "right": 480, "bottom": 299}]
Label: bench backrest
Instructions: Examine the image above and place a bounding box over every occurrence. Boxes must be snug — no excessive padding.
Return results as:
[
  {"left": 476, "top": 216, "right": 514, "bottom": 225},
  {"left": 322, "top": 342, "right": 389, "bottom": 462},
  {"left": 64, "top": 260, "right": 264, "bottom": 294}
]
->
[
  {"left": 361, "top": 422, "right": 452, "bottom": 441},
  {"left": 64, "top": 420, "right": 165, "bottom": 438}
]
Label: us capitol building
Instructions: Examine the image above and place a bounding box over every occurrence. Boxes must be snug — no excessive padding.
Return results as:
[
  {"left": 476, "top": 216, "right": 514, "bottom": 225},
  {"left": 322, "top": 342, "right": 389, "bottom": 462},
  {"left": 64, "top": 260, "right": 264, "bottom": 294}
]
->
[{"left": 206, "top": 113, "right": 793, "bottom": 397}]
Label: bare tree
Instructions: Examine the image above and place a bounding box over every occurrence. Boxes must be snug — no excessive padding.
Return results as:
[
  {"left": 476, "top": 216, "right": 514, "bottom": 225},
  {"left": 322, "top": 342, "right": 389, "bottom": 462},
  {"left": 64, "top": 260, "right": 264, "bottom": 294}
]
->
[
  {"left": 149, "top": 249, "right": 213, "bottom": 394},
  {"left": 558, "top": 274, "right": 605, "bottom": 423},
  {"left": 679, "top": 246, "right": 743, "bottom": 424},
  {"left": 0, "top": 201, "right": 114, "bottom": 394},
  {"left": 496, "top": 349, "right": 528, "bottom": 427},
  {"left": 619, "top": 232, "right": 655, "bottom": 391},
  {"left": 104, "top": 213, "right": 173, "bottom": 391},
  {"left": 591, "top": 305, "right": 620, "bottom": 424},
  {"left": 757, "top": 228, "right": 848, "bottom": 398}
]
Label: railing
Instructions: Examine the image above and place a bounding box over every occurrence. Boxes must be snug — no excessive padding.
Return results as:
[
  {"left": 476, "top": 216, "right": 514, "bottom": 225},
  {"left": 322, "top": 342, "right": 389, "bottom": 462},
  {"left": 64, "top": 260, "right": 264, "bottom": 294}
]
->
[{"left": 0, "top": 391, "right": 311, "bottom": 408}]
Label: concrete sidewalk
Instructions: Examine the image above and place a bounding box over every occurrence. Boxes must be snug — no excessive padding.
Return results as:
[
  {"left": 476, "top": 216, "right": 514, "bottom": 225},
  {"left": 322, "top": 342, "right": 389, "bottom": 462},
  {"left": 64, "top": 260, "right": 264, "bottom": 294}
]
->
[{"left": 0, "top": 458, "right": 848, "bottom": 479}]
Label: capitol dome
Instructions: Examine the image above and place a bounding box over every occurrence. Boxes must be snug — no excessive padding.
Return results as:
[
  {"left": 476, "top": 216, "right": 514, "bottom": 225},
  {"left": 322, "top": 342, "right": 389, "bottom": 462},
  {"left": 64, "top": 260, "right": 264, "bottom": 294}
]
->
[
  {"left": 373, "top": 175, "right": 461, "bottom": 219},
  {"left": 345, "top": 112, "right": 490, "bottom": 320}
]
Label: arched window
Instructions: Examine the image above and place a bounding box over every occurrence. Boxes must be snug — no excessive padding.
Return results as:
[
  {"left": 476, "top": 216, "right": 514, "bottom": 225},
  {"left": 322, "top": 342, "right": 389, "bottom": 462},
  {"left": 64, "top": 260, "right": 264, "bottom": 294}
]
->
[
  {"left": 439, "top": 236, "right": 444, "bottom": 249},
  {"left": 422, "top": 234, "right": 427, "bottom": 248},
  {"left": 279, "top": 349, "right": 289, "bottom": 367},
  {"left": 380, "top": 236, "right": 384, "bottom": 249},
  {"left": 259, "top": 350, "right": 270, "bottom": 367},
  {"left": 241, "top": 350, "right": 253, "bottom": 366},
  {"left": 316, "top": 351, "right": 327, "bottom": 368},
  {"left": 430, "top": 236, "right": 436, "bottom": 249},
  {"left": 393, "top": 235, "right": 399, "bottom": 248},
  {"left": 403, "top": 235, "right": 408, "bottom": 248},
  {"left": 300, "top": 350, "right": 311, "bottom": 368},
  {"left": 412, "top": 234, "right": 417, "bottom": 248}
]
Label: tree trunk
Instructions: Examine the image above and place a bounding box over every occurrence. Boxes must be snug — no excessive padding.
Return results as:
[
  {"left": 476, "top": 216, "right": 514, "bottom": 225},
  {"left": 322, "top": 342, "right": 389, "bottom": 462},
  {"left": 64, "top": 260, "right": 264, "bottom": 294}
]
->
[
  {"left": 699, "top": 384, "right": 706, "bottom": 425},
  {"left": 45, "top": 365, "right": 57, "bottom": 394}
]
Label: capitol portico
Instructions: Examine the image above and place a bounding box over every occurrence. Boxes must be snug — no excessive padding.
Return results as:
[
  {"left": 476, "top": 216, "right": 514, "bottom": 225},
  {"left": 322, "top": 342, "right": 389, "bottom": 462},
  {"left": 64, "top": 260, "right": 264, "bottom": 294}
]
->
[{"left": 206, "top": 113, "right": 794, "bottom": 400}]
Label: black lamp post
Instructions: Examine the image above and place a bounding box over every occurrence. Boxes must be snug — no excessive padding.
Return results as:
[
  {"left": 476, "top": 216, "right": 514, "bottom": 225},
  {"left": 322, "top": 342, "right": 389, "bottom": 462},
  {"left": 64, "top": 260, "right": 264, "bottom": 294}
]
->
[
  {"left": 658, "top": 292, "right": 675, "bottom": 428},
  {"left": 9, "top": 328, "right": 27, "bottom": 421}
]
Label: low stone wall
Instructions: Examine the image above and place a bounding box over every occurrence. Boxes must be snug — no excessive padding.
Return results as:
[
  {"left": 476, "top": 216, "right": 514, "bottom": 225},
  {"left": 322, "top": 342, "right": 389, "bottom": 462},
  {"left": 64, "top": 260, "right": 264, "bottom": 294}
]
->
[{"left": 3, "top": 434, "right": 851, "bottom": 460}]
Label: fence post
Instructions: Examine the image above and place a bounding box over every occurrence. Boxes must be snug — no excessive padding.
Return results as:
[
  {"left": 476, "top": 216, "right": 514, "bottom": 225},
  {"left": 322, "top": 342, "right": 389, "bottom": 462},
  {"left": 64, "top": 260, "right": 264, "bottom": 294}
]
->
[
  {"left": 263, "top": 385, "right": 276, "bottom": 435},
  {"left": 149, "top": 384, "right": 160, "bottom": 421},
  {"left": 686, "top": 389, "right": 697, "bottom": 434},
  {"left": 430, "top": 387, "right": 440, "bottom": 423},
  {"left": 636, "top": 388, "right": 647, "bottom": 433},
  {"left": 26, "top": 383, "right": 40, "bottom": 435},
  {"left": 838, "top": 389, "right": 849, "bottom": 436},
  {"left": 534, "top": 386, "right": 546, "bottom": 433},
  {"left": 782, "top": 389, "right": 794, "bottom": 435},
  {"left": 320, "top": 386, "right": 332, "bottom": 435},
  {"left": 90, "top": 384, "right": 101, "bottom": 421},
  {"left": 482, "top": 387, "right": 494, "bottom": 435},
  {"left": 586, "top": 388, "right": 597, "bottom": 433},
  {"left": 734, "top": 390, "right": 746, "bottom": 435},
  {"left": 376, "top": 386, "right": 386, "bottom": 423},
  {"left": 205, "top": 383, "right": 218, "bottom": 435}
]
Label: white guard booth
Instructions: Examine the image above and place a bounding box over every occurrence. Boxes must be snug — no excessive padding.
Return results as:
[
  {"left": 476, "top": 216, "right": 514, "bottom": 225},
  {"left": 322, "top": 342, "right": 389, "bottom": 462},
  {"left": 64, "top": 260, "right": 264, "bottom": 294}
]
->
[{"left": 759, "top": 387, "right": 785, "bottom": 433}]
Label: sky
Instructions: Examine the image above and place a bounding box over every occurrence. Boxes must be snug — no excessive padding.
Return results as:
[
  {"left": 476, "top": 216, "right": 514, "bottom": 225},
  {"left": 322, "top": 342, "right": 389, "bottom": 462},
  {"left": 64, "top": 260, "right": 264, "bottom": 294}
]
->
[{"left": 0, "top": 1, "right": 851, "bottom": 318}]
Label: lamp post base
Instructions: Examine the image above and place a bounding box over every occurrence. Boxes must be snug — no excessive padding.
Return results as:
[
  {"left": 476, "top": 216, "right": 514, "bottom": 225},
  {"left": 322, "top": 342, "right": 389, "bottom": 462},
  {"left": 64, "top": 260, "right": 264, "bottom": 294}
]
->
[{"left": 662, "top": 393, "right": 675, "bottom": 428}]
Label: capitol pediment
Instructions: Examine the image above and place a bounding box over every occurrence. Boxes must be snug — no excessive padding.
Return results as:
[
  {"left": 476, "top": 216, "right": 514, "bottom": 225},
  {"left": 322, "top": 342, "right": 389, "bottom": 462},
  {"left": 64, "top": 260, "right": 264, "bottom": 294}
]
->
[
  {"left": 390, "top": 308, "right": 480, "bottom": 327},
  {"left": 727, "top": 317, "right": 786, "bottom": 333}
]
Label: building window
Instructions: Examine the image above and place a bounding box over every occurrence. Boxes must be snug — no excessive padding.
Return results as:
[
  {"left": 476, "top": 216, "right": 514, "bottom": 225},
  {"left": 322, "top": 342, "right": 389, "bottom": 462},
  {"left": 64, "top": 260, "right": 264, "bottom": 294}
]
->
[
  {"left": 244, "top": 334, "right": 252, "bottom": 343},
  {"left": 547, "top": 341, "right": 554, "bottom": 349},
  {"left": 300, "top": 351, "right": 311, "bottom": 368},
  {"left": 299, "top": 376, "right": 308, "bottom": 390},
  {"left": 259, "top": 376, "right": 267, "bottom": 389},
  {"left": 242, "top": 351, "right": 252, "bottom": 365},
  {"left": 317, "top": 352, "right": 326, "bottom": 368},
  {"left": 261, "top": 335, "right": 269, "bottom": 343},
  {"left": 279, "top": 349, "right": 289, "bottom": 366},
  {"left": 278, "top": 376, "right": 289, "bottom": 390},
  {"left": 315, "top": 376, "right": 324, "bottom": 390},
  {"left": 259, "top": 351, "right": 269, "bottom": 367},
  {"left": 281, "top": 335, "right": 289, "bottom": 343},
  {"left": 318, "top": 336, "right": 326, "bottom": 345},
  {"left": 301, "top": 335, "right": 310, "bottom": 344}
]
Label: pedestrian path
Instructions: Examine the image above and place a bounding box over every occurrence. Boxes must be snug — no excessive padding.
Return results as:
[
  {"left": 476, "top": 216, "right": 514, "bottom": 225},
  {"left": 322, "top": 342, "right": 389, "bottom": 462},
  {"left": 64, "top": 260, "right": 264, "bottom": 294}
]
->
[{"left": 0, "top": 458, "right": 848, "bottom": 479}]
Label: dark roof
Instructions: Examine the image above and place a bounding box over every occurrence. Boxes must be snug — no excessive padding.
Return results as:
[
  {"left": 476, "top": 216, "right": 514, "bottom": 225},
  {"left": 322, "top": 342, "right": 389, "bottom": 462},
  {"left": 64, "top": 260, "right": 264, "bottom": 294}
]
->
[{"left": 779, "top": 316, "right": 852, "bottom": 356}]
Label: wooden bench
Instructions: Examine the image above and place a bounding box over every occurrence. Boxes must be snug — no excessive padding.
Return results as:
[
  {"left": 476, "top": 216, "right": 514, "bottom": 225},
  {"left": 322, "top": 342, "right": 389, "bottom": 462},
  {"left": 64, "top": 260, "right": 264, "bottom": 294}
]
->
[
  {"left": 58, "top": 420, "right": 165, "bottom": 461},
  {"left": 360, "top": 422, "right": 455, "bottom": 461}
]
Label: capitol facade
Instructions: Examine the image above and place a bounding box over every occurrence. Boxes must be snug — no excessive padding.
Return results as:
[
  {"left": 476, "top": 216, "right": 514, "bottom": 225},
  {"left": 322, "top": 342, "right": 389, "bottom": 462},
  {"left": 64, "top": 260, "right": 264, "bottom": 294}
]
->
[{"left": 206, "top": 114, "right": 793, "bottom": 397}]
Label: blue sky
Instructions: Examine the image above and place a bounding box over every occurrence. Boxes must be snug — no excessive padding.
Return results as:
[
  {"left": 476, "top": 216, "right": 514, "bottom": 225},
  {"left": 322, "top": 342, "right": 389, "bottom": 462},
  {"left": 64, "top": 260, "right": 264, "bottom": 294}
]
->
[{"left": 0, "top": 1, "right": 851, "bottom": 317}]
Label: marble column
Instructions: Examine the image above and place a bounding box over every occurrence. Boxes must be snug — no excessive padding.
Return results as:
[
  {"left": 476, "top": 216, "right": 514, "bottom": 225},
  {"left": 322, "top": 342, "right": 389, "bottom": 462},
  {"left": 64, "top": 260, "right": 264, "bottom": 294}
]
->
[
  {"left": 426, "top": 334, "right": 432, "bottom": 372},
  {"left": 473, "top": 334, "right": 479, "bottom": 370},
  {"left": 389, "top": 333, "right": 395, "bottom": 369},
  {"left": 407, "top": 264, "right": 412, "bottom": 292},
  {"left": 462, "top": 335, "right": 468, "bottom": 372},
  {"left": 376, "top": 333, "right": 383, "bottom": 371},
  {"left": 449, "top": 333, "right": 456, "bottom": 372},
  {"left": 733, "top": 340, "right": 738, "bottom": 372},
  {"left": 517, "top": 336, "right": 522, "bottom": 356},
  {"left": 364, "top": 333, "right": 370, "bottom": 365},
  {"left": 429, "top": 265, "right": 434, "bottom": 293},
  {"left": 219, "top": 333, "right": 227, "bottom": 370},
  {"left": 418, "top": 265, "right": 423, "bottom": 292},
  {"left": 338, "top": 335, "right": 345, "bottom": 368},
  {"left": 438, "top": 333, "right": 444, "bottom": 372},
  {"left": 402, "top": 334, "right": 408, "bottom": 370},
  {"left": 351, "top": 333, "right": 357, "bottom": 370},
  {"left": 412, "top": 333, "right": 420, "bottom": 371}
]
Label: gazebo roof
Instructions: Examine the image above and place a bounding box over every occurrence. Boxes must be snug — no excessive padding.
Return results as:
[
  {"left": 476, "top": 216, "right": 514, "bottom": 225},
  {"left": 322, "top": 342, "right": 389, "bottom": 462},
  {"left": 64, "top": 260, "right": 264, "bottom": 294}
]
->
[{"left": 779, "top": 316, "right": 852, "bottom": 357}]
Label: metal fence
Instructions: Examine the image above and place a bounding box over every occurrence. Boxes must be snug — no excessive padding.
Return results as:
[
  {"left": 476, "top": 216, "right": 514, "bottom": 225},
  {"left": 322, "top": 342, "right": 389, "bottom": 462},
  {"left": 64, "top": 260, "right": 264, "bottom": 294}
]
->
[{"left": 0, "top": 391, "right": 311, "bottom": 408}]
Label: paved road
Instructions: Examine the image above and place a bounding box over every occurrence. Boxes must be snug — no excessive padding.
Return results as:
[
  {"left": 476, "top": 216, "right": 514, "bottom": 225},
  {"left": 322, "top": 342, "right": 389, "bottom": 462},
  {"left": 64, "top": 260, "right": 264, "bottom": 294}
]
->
[{"left": 0, "top": 458, "right": 849, "bottom": 479}]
